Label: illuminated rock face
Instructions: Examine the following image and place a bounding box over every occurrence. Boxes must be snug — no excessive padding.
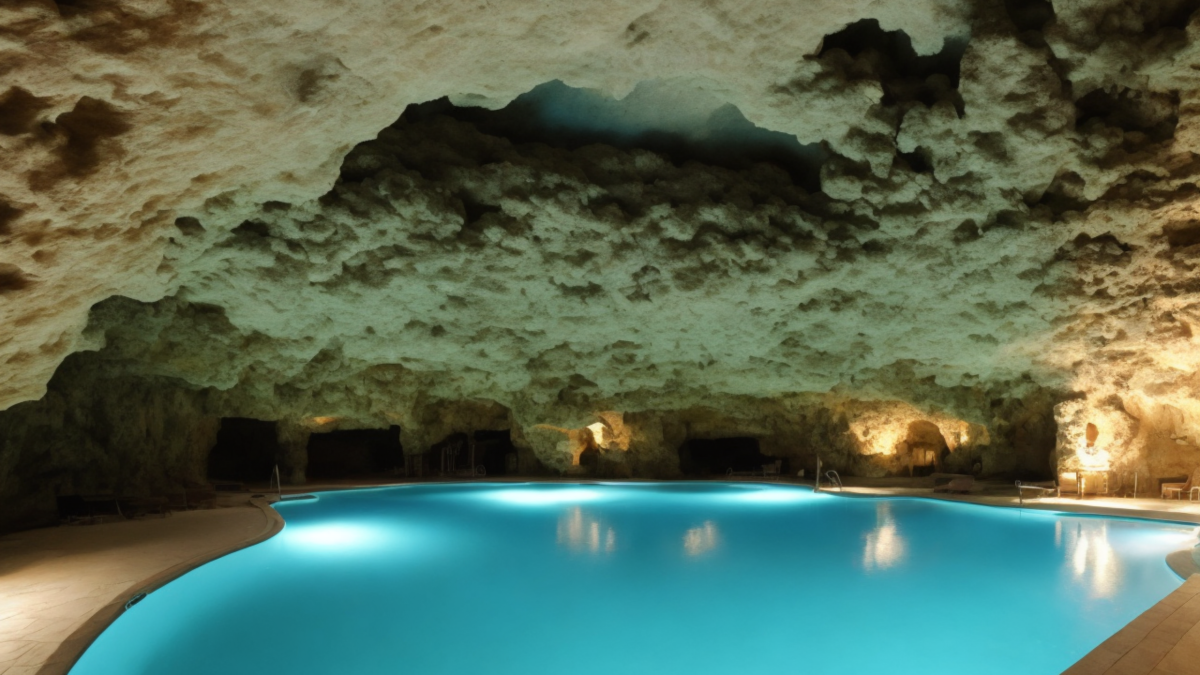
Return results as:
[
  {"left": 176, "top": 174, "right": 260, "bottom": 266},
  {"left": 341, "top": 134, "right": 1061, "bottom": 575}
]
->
[{"left": 4, "top": 0, "right": 1200, "bottom": 521}]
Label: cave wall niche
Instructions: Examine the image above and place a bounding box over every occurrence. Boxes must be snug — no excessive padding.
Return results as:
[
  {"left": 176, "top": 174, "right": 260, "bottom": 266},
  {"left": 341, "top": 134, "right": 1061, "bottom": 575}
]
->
[
  {"left": 677, "top": 437, "right": 773, "bottom": 476},
  {"left": 206, "top": 418, "right": 278, "bottom": 484},
  {"left": 1055, "top": 394, "right": 1200, "bottom": 494},
  {"left": 474, "top": 430, "right": 518, "bottom": 476},
  {"left": 305, "top": 425, "right": 402, "bottom": 480}
]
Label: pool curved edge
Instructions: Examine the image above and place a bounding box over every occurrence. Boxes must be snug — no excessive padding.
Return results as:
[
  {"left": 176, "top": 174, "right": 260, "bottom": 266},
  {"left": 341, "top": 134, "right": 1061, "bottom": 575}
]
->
[{"left": 37, "top": 498, "right": 285, "bottom": 675}]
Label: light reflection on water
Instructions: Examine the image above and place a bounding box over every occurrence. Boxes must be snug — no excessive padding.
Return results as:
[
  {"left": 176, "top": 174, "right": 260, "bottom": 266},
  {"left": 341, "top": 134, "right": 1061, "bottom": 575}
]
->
[
  {"left": 683, "top": 521, "right": 720, "bottom": 556},
  {"left": 556, "top": 506, "right": 616, "bottom": 554},
  {"left": 862, "top": 501, "right": 906, "bottom": 572},
  {"left": 1058, "top": 519, "right": 1120, "bottom": 598}
]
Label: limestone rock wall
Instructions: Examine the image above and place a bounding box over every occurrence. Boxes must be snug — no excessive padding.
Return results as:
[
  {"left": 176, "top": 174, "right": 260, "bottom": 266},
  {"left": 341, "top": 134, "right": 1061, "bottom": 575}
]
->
[
  {"left": 5, "top": 0, "right": 1200, "bottom": 499},
  {"left": 0, "top": 356, "right": 218, "bottom": 530},
  {"left": 0, "top": 0, "right": 970, "bottom": 410}
]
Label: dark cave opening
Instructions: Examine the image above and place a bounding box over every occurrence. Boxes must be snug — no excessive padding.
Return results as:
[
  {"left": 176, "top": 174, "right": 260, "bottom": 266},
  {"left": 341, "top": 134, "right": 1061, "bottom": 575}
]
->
[
  {"left": 1074, "top": 87, "right": 1179, "bottom": 144},
  {"left": 393, "top": 81, "right": 829, "bottom": 193},
  {"left": 207, "top": 418, "right": 279, "bottom": 483},
  {"left": 677, "top": 437, "right": 772, "bottom": 476},
  {"left": 424, "top": 432, "right": 470, "bottom": 477},
  {"left": 414, "top": 430, "right": 518, "bottom": 477},
  {"left": 1004, "top": 0, "right": 1056, "bottom": 47},
  {"left": 818, "top": 19, "right": 968, "bottom": 114},
  {"left": 474, "top": 429, "right": 518, "bottom": 476},
  {"left": 306, "top": 426, "right": 403, "bottom": 480}
]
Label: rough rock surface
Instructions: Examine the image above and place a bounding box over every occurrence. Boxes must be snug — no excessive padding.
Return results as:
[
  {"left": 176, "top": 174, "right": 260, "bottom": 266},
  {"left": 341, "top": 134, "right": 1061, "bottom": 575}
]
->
[{"left": 4, "top": 0, "right": 1200, "bottom": 524}]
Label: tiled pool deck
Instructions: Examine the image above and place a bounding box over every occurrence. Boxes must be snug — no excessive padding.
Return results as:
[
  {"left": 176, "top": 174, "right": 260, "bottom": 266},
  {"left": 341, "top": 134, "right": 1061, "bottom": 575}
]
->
[
  {"left": 0, "top": 503, "right": 279, "bottom": 675},
  {"left": 0, "top": 481, "right": 1196, "bottom": 675},
  {"left": 1063, "top": 575, "right": 1200, "bottom": 675}
]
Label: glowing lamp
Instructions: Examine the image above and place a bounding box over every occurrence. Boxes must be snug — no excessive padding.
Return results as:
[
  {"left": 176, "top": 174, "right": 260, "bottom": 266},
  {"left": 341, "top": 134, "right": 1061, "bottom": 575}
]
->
[{"left": 1076, "top": 422, "right": 1111, "bottom": 472}]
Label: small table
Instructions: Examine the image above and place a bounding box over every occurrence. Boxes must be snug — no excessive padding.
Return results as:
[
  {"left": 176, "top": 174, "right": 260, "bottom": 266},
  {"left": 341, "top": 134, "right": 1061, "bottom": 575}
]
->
[{"left": 1076, "top": 470, "right": 1109, "bottom": 499}]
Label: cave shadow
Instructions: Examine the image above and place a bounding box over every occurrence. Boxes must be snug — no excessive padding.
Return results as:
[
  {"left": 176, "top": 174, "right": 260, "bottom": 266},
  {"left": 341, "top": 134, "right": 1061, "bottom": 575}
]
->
[
  {"left": 306, "top": 426, "right": 403, "bottom": 480},
  {"left": 206, "top": 418, "right": 278, "bottom": 484},
  {"left": 678, "top": 437, "right": 776, "bottom": 477}
]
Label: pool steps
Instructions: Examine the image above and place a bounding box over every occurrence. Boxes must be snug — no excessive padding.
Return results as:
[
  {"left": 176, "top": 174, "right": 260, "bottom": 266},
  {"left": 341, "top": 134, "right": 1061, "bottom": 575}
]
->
[{"left": 279, "top": 494, "right": 318, "bottom": 502}]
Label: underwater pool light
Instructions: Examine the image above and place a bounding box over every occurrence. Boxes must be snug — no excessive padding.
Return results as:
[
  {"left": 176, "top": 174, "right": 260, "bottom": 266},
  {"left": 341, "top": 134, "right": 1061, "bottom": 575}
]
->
[
  {"left": 286, "top": 522, "right": 382, "bottom": 550},
  {"left": 730, "top": 486, "right": 813, "bottom": 503}
]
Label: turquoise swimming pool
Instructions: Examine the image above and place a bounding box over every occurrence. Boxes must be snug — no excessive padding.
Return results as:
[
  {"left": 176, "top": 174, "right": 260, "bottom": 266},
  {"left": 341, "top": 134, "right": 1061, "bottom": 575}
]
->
[{"left": 69, "top": 483, "right": 1195, "bottom": 675}]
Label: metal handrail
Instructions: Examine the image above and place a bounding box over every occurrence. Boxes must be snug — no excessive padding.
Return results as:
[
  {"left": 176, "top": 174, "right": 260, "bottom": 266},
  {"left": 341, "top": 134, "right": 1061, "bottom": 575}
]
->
[
  {"left": 270, "top": 464, "right": 282, "bottom": 501},
  {"left": 824, "top": 470, "right": 843, "bottom": 491}
]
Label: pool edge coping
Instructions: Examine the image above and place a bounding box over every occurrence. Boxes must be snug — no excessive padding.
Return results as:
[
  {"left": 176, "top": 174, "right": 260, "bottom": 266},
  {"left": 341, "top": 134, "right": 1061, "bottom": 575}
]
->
[{"left": 34, "top": 498, "right": 285, "bottom": 675}]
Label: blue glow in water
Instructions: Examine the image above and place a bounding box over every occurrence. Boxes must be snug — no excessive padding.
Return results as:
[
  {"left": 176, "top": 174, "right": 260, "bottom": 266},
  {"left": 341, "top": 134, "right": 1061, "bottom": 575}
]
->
[{"left": 69, "top": 483, "right": 1195, "bottom": 675}]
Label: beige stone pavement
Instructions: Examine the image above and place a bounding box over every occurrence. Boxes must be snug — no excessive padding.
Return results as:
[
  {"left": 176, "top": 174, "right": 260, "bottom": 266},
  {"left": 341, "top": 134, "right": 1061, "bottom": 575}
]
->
[
  {"left": 0, "top": 506, "right": 273, "bottom": 675},
  {"left": 0, "top": 481, "right": 1198, "bottom": 675},
  {"left": 1063, "top": 575, "right": 1200, "bottom": 675}
]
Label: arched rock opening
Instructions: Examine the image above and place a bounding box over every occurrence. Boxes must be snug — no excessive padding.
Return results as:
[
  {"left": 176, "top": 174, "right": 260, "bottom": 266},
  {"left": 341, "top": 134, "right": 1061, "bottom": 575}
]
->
[
  {"left": 677, "top": 437, "right": 772, "bottom": 477},
  {"left": 474, "top": 429, "right": 518, "bottom": 476},
  {"left": 206, "top": 418, "right": 279, "bottom": 484},
  {"left": 901, "top": 420, "right": 949, "bottom": 476},
  {"left": 306, "top": 426, "right": 403, "bottom": 480}
]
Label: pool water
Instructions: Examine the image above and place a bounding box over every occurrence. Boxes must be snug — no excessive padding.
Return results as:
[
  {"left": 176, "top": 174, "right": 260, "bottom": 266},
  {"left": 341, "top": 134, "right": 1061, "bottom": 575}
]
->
[{"left": 70, "top": 483, "right": 1196, "bottom": 675}]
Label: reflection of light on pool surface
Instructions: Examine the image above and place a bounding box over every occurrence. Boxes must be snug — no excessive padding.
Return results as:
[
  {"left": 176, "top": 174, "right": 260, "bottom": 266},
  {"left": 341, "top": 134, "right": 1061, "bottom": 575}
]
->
[
  {"left": 862, "top": 501, "right": 906, "bottom": 572},
  {"left": 557, "top": 507, "right": 616, "bottom": 554},
  {"left": 1058, "top": 520, "right": 1119, "bottom": 599},
  {"left": 684, "top": 521, "right": 719, "bottom": 556}
]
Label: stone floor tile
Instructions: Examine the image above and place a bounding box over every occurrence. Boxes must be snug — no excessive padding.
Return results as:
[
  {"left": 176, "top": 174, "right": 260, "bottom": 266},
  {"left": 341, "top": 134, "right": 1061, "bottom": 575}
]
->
[{"left": 0, "top": 506, "right": 269, "bottom": 674}]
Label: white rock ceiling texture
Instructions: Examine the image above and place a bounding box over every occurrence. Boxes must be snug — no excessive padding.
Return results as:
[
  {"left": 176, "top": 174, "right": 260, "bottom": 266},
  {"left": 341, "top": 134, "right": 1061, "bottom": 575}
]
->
[{"left": 3, "top": 0, "right": 1200, "bottom": 447}]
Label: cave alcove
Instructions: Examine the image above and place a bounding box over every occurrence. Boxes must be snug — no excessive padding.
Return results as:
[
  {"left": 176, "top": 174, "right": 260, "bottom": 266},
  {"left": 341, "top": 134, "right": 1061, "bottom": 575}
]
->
[
  {"left": 423, "top": 432, "right": 470, "bottom": 477},
  {"left": 678, "top": 437, "right": 773, "bottom": 476},
  {"left": 306, "top": 426, "right": 403, "bottom": 480},
  {"left": 206, "top": 418, "right": 280, "bottom": 484},
  {"left": 473, "top": 429, "right": 518, "bottom": 476},
  {"left": 903, "top": 420, "right": 950, "bottom": 477}
]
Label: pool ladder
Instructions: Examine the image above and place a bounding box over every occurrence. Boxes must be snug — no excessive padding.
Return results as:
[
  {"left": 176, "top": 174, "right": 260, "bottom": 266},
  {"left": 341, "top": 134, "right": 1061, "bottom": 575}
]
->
[{"left": 813, "top": 458, "right": 843, "bottom": 492}]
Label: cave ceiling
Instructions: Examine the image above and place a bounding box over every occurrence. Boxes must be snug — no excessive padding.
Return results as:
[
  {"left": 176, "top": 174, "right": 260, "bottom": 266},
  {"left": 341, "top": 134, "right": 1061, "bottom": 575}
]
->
[{"left": 3, "top": 0, "right": 1200, "bottom": 432}]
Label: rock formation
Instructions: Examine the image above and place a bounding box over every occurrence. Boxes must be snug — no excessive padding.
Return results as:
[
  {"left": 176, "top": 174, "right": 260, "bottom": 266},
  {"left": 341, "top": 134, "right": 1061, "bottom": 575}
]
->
[{"left": 4, "top": 0, "right": 1200, "bottom": 526}]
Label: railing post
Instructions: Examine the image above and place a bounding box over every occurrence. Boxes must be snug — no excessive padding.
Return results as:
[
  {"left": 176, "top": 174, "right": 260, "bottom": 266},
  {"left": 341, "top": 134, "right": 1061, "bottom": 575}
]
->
[{"left": 271, "top": 464, "right": 281, "bottom": 501}]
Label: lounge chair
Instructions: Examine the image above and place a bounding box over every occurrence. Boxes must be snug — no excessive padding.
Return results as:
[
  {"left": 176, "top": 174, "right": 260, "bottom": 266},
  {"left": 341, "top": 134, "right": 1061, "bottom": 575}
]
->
[
  {"left": 118, "top": 495, "right": 171, "bottom": 519},
  {"left": 726, "top": 460, "right": 783, "bottom": 478},
  {"left": 1015, "top": 480, "right": 1057, "bottom": 503},
  {"left": 933, "top": 475, "right": 974, "bottom": 494},
  {"left": 1162, "top": 468, "right": 1200, "bottom": 500}
]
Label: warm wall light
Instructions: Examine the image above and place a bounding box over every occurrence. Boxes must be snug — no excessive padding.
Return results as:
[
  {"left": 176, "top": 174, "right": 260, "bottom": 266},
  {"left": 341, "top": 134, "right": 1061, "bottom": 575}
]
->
[
  {"left": 1076, "top": 422, "right": 1111, "bottom": 471},
  {"left": 586, "top": 422, "right": 608, "bottom": 446},
  {"left": 847, "top": 404, "right": 976, "bottom": 456},
  {"left": 311, "top": 416, "right": 338, "bottom": 425}
]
